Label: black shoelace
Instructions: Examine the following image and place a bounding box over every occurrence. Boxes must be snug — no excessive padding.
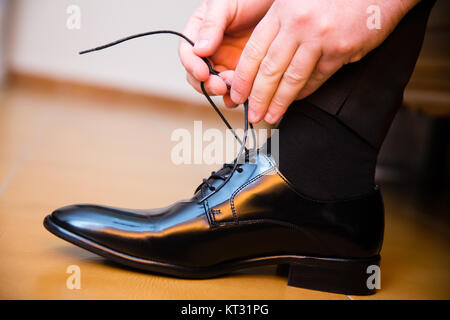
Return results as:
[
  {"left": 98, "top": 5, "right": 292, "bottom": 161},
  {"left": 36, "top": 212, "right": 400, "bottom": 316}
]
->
[{"left": 80, "top": 30, "right": 256, "bottom": 203}]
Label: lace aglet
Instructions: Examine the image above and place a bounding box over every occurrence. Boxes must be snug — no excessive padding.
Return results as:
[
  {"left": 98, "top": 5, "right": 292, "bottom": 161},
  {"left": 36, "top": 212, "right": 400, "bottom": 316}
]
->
[{"left": 79, "top": 47, "right": 99, "bottom": 55}]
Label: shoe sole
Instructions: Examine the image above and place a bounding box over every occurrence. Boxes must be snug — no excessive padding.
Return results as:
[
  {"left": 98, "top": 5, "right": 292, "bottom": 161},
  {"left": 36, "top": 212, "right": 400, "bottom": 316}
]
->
[{"left": 44, "top": 215, "right": 380, "bottom": 295}]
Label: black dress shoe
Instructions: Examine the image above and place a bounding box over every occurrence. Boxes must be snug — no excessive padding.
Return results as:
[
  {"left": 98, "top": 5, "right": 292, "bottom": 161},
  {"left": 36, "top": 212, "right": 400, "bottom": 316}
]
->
[
  {"left": 44, "top": 30, "right": 384, "bottom": 295},
  {"left": 44, "top": 152, "right": 384, "bottom": 295}
]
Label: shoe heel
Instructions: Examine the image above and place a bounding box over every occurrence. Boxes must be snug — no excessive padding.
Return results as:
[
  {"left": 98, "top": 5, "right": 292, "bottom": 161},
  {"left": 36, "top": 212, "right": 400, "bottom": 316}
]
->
[
  {"left": 286, "top": 256, "right": 380, "bottom": 295},
  {"left": 276, "top": 264, "right": 290, "bottom": 276}
]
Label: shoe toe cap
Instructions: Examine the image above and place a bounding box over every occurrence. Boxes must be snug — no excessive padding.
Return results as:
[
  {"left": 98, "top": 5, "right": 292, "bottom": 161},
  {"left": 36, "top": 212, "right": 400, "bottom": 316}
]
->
[
  {"left": 48, "top": 204, "right": 150, "bottom": 251},
  {"left": 51, "top": 204, "right": 109, "bottom": 232}
]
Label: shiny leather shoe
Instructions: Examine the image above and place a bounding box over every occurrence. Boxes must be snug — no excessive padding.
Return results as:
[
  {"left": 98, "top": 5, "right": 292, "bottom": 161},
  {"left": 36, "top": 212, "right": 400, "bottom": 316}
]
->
[
  {"left": 44, "top": 31, "right": 384, "bottom": 295},
  {"left": 44, "top": 152, "right": 384, "bottom": 295}
]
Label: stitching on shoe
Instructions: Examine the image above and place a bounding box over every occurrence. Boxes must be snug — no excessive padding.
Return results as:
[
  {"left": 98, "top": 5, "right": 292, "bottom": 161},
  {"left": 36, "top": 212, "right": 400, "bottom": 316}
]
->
[
  {"left": 206, "top": 199, "right": 221, "bottom": 228},
  {"left": 203, "top": 199, "right": 216, "bottom": 228},
  {"left": 260, "top": 153, "right": 299, "bottom": 193},
  {"left": 229, "top": 153, "right": 308, "bottom": 220},
  {"left": 213, "top": 218, "right": 304, "bottom": 232},
  {"left": 230, "top": 166, "right": 276, "bottom": 222},
  {"left": 211, "top": 209, "right": 221, "bottom": 223},
  {"left": 209, "top": 206, "right": 217, "bottom": 226}
]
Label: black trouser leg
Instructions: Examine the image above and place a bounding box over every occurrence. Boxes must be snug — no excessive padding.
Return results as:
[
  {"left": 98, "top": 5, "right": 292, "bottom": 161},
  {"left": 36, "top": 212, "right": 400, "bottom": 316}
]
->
[{"left": 277, "top": 0, "right": 436, "bottom": 200}]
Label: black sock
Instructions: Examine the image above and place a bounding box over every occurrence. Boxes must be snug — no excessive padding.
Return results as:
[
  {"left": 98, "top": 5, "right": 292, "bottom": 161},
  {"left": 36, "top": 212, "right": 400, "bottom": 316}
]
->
[
  {"left": 264, "top": 0, "right": 436, "bottom": 201},
  {"left": 272, "top": 100, "right": 378, "bottom": 201}
]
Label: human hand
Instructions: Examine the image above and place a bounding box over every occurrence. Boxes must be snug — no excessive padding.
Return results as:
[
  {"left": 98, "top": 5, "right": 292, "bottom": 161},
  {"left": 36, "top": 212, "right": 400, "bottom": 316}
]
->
[
  {"left": 230, "top": 0, "right": 420, "bottom": 123},
  {"left": 178, "top": 0, "right": 273, "bottom": 108}
]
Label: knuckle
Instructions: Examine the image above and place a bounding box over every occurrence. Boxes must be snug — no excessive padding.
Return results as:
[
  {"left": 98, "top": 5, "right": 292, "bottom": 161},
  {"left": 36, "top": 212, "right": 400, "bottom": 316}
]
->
[
  {"left": 233, "top": 71, "right": 251, "bottom": 90},
  {"left": 315, "top": 62, "right": 333, "bottom": 77},
  {"left": 283, "top": 69, "right": 306, "bottom": 85},
  {"left": 200, "top": 19, "right": 217, "bottom": 31},
  {"left": 290, "top": 10, "right": 311, "bottom": 26},
  {"left": 249, "top": 92, "right": 266, "bottom": 106},
  {"left": 317, "top": 17, "right": 332, "bottom": 35},
  {"left": 231, "top": 86, "right": 245, "bottom": 99},
  {"left": 270, "top": 97, "right": 286, "bottom": 111},
  {"left": 231, "top": 85, "right": 246, "bottom": 99},
  {"left": 335, "top": 40, "right": 355, "bottom": 55},
  {"left": 259, "top": 58, "right": 279, "bottom": 78}
]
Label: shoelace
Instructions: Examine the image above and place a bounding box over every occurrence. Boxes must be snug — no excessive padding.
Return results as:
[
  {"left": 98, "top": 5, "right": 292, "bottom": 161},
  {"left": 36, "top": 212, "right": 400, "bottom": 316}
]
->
[{"left": 80, "top": 30, "right": 256, "bottom": 203}]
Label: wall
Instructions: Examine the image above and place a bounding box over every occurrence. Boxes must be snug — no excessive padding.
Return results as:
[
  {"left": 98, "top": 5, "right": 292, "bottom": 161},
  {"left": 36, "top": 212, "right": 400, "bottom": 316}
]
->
[{"left": 7, "top": 0, "right": 205, "bottom": 102}]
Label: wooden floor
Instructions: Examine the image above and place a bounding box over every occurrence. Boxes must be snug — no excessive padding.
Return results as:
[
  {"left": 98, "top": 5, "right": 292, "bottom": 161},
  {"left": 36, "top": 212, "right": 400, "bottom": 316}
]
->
[{"left": 0, "top": 80, "right": 449, "bottom": 300}]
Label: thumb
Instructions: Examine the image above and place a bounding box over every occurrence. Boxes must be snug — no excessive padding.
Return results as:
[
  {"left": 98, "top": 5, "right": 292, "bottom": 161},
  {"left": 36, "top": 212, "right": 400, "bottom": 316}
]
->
[{"left": 194, "top": 0, "right": 232, "bottom": 57}]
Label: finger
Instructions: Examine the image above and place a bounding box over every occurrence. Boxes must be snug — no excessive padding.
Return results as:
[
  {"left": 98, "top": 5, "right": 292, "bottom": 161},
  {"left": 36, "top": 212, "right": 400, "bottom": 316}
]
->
[
  {"left": 263, "top": 43, "right": 322, "bottom": 124},
  {"left": 186, "top": 73, "right": 227, "bottom": 96},
  {"left": 194, "top": 0, "right": 236, "bottom": 57},
  {"left": 219, "top": 70, "right": 238, "bottom": 108},
  {"left": 208, "top": 75, "right": 228, "bottom": 95},
  {"left": 247, "top": 33, "right": 298, "bottom": 123},
  {"left": 186, "top": 72, "right": 203, "bottom": 94},
  {"left": 218, "top": 70, "right": 234, "bottom": 88},
  {"left": 296, "top": 59, "right": 342, "bottom": 100},
  {"left": 223, "top": 93, "right": 237, "bottom": 108},
  {"left": 179, "top": 11, "right": 210, "bottom": 81},
  {"left": 295, "top": 75, "right": 327, "bottom": 100},
  {"left": 230, "top": 12, "right": 280, "bottom": 105},
  {"left": 180, "top": 44, "right": 210, "bottom": 81}
]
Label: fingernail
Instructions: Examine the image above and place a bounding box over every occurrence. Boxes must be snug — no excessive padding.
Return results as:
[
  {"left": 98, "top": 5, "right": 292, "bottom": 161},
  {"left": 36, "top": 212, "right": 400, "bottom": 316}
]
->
[
  {"left": 249, "top": 108, "right": 258, "bottom": 122},
  {"left": 195, "top": 40, "right": 209, "bottom": 50},
  {"left": 230, "top": 90, "right": 242, "bottom": 104},
  {"left": 264, "top": 113, "right": 274, "bottom": 123}
]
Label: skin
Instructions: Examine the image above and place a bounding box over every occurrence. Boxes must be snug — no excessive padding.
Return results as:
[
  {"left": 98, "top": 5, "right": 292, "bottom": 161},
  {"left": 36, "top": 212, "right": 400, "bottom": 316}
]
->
[{"left": 179, "top": 0, "right": 420, "bottom": 124}]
